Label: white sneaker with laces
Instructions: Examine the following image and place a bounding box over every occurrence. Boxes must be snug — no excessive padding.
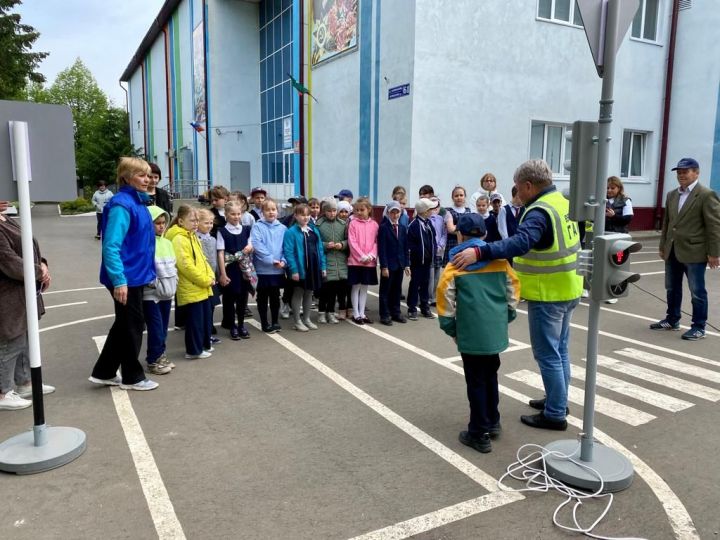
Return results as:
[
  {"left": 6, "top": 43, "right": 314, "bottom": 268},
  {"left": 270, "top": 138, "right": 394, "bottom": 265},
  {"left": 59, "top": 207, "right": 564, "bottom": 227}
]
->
[
  {"left": 581, "top": 289, "right": 590, "bottom": 298},
  {"left": 604, "top": 298, "right": 618, "bottom": 304},
  {"left": 327, "top": 313, "right": 339, "bottom": 324},
  {"left": 185, "top": 351, "right": 212, "bottom": 359},
  {"left": 16, "top": 383, "right": 56, "bottom": 399},
  {"left": 88, "top": 375, "right": 122, "bottom": 386},
  {"left": 0, "top": 390, "right": 32, "bottom": 410},
  {"left": 120, "top": 379, "right": 159, "bottom": 391},
  {"left": 318, "top": 312, "right": 327, "bottom": 324},
  {"left": 294, "top": 320, "right": 309, "bottom": 332},
  {"left": 280, "top": 303, "right": 291, "bottom": 319},
  {"left": 303, "top": 319, "right": 318, "bottom": 330}
]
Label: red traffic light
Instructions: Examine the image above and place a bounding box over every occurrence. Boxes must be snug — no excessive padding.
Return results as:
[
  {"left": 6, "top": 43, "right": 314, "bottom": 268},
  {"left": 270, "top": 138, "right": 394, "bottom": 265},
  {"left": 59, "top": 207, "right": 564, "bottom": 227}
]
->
[{"left": 612, "top": 250, "right": 625, "bottom": 265}]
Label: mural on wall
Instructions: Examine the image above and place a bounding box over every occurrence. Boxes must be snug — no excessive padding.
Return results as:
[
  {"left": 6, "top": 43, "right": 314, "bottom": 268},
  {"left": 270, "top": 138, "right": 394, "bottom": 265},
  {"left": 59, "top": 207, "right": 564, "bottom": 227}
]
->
[
  {"left": 193, "top": 23, "right": 206, "bottom": 124},
  {"left": 311, "top": 0, "right": 358, "bottom": 65}
]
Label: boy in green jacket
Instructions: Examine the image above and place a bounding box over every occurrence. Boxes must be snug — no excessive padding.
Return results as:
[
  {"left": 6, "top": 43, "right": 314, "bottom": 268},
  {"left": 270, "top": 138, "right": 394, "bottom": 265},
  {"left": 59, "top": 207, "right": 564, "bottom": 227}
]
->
[{"left": 436, "top": 213, "right": 520, "bottom": 453}]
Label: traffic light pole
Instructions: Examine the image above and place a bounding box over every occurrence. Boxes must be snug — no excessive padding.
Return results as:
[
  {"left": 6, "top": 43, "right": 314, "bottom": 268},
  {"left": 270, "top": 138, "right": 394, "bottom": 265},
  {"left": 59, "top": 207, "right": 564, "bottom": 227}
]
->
[{"left": 544, "top": 0, "right": 634, "bottom": 492}]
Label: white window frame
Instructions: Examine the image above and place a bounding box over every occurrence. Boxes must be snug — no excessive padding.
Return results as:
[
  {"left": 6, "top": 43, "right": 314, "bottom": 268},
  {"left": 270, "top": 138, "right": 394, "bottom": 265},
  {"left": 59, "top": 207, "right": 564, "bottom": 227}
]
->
[
  {"left": 536, "top": 0, "right": 584, "bottom": 28},
  {"left": 620, "top": 130, "right": 648, "bottom": 180},
  {"left": 630, "top": 0, "right": 662, "bottom": 44},
  {"left": 529, "top": 121, "right": 573, "bottom": 178}
]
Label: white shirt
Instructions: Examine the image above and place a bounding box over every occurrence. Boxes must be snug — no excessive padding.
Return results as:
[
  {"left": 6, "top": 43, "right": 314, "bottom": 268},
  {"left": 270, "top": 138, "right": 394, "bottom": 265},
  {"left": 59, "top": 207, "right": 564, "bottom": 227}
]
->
[
  {"left": 215, "top": 223, "right": 243, "bottom": 251},
  {"left": 607, "top": 198, "right": 634, "bottom": 216},
  {"left": 678, "top": 179, "right": 699, "bottom": 212}
]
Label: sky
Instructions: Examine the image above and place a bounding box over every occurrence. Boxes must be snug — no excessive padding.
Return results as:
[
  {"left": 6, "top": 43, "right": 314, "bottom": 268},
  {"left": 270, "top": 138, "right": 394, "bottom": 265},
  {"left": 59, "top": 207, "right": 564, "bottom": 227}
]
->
[{"left": 14, "top": 0, "right": 166, "bottom": 107}]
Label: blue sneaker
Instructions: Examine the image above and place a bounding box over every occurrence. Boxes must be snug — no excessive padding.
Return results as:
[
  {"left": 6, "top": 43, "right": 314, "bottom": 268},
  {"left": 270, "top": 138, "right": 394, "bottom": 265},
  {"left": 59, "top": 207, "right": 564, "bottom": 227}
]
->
[
  {"left": 681, "top": 328, "right": 705, "bottom": 341},
  {"left": 649, "top": 319, "right": 680, "bottom": 330}
]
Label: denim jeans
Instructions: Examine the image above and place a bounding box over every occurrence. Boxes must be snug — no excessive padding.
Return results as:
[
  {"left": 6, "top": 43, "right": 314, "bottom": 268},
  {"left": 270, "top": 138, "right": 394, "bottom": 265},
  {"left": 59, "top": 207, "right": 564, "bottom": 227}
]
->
[
  {"left": 665, "top": 248, "right": 708, "bottom": 330},
  {"left": 0, "top": 333, "right": 30, "bottom": 393},
  {"left": 527, "top": 298, "right": 580, "bottom": 421},
  {"left": 143, "top": 299, "right": 172, "bottom": 364}
]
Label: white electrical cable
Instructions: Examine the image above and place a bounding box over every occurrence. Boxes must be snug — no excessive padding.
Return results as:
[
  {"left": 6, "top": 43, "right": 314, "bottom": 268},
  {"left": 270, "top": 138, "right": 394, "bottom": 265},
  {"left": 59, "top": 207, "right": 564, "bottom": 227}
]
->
[{"left": 497, "top": 444, "right": 647, "bottom": 540}]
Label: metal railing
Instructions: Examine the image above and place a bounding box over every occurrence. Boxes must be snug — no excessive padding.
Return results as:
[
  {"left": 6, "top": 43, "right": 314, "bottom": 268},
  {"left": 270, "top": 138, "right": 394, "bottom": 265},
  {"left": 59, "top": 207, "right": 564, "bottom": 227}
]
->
[{"left": 160, "top": 180, "right": 209, "bottom": 200}]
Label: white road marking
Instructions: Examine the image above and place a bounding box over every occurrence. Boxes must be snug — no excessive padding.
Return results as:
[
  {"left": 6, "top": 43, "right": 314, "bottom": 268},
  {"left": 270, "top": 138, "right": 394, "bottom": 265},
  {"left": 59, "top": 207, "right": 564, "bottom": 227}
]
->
[
  {"left": 348, "top": 491, "right": 520, "bottom": 540},
  {"left": 40, "top": 314, "right": 114, "bottom": 333},
  {"left": 43, "top": 286, "right": 105, "bottom": 295},
  {"left": 443, "top": 338, "right": 530, "bottom": 362},
  {"left": 93, "top": 339, "right": 186, "bottom": 539},
  {"left": 350, "top": 323, "right": 699, "bottom": 539},
  {"left": 639, "top": 271, "right": 666, "bottom": 276},
  {"left": 576, "top": 303, "right": 720, "bottom": 338},
  {"left": 44, "top": 301, "right": 88, "bottom": 309},
  {"left": 505, "top": 369, "right": 655, "bottom": 426},
  {"left": 572, "top": 364, "right": 693, "bottom": 412},
  {"left": 615, "top": 348, "right": 720, "bottom": 380},
  {"left": 631, "top": 259, "right": 663, "bottom": 265},
  {"left": 596, "top": 356, "right": 720, "bottom": 401}
]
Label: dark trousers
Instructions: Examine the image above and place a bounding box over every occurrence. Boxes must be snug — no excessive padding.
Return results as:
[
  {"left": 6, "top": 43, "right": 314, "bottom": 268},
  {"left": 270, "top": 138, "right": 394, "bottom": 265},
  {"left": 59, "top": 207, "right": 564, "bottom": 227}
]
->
[
  {"left": 257, "top": 285, "right": 281, "bottom": 328},
  {"left": 379, "top": 269, "right": 404, "bottom": 319},
  {"left": 665, "top": 247, "right": 708, "bottom": 329},
  {"left": 185, "top": 299, "right": 212, "bottom": 355},
  {"left": 282, "top": 279, "right": 294, "bottom": 305},
  {"left": 221, "top": 286, "right": 249, "bottom": 329},
  {"left": 174, "top": 294, "right": 187, "bottom": 328},
  {"left": 143, "top": 299, "right": 172, "bottom": 363},
  {"left": 407, "top": 264, "right": 431, "bottom": 313},
  {"left": 92, "top": 286, "right": 146, "bottom": 385},
  {"left": 337, "top": 280, "right": 352, "bottom": 310},
  {"left": 319, "top": 279, "right": 346, "bottom": 314},
  {"left": 96, "top": 212, "right": 103, "bottom": 236},
  {"left": 461, "top": 353, "right": 501, "bottom": 435}
]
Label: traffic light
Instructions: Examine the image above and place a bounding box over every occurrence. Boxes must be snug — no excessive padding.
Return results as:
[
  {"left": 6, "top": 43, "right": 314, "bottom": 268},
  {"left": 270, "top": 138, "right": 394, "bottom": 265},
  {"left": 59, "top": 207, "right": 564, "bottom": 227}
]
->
[
  {"left": 591, "top": 233, "right": 642, "bottom": 301},
  {"left": 564, "top": 120, "right": 599, "bottom": 222}
]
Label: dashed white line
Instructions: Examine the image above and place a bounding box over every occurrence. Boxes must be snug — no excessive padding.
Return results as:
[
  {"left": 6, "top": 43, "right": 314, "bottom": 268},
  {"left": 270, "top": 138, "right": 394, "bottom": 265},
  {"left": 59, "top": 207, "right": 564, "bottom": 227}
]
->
[
  {"left": 615, "top": 347, "right": 720, "bottom": 379},
  {"left": 43, "top": 286, "right": 105, "bottom": 295},
  {"left": 44, "top": 301, "right": 88, "bottom": 309}
]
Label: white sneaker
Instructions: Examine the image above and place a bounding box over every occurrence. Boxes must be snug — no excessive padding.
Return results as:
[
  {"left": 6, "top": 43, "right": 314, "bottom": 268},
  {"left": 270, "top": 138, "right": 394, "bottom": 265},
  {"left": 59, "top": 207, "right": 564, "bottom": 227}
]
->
[
  {"left": 303, "top": 319, "right": 318, "bottom": 330},
  {"left": 0, "top": 390, "right": 32, "bottom": 410},
  {"left": 204, "top": 347, "right": 215, "bottom": 353},
  {"left": 327, "top": 313, "right": 339, "bottom": 324},
  {"left": 120, "top": 379, "right": 159, "bottom": 391},
  {"left": 280, "top": 303, "right": 291, "bottom": 319},
  {"left": 88, "top": 375, "right": 122, "bottom": 386},
  {"left": 185, "top": 351, "right": 212, "bottom": 359},
  {"left": 16, "top": 383, "right": 56, "bottom": 399},
  {"left": 605, "top": 298, "right": 618, "bottom": 304},
  {"left": 294, "top": 320, "right": 309, "bottom": 332},
  {"left": 318, "top": 312, "right": 327, "bottom": 324},
  {"left": 581, "top": 289, "right": 590, "bottom": 298}
]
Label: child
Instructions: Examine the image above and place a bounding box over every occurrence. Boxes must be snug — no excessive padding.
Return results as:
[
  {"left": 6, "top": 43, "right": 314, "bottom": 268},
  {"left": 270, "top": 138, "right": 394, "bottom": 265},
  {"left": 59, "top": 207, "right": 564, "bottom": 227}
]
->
[
  {"left": 407, "top": 198, "right": 437, "bottom": 320},
  {"left": 428, "top": 196, "right": 447, "bottom": 306},
  {"left": 91, "top": 181, "right": 113, "bottom": 239},
  {"left": 281, "top": 195, "right": 308, "bottom": 227},
  {"left": 377, "top": 201, "right": 409, "bottom": 325},
  {"left": 217, "top": 200, "right": 253, "bottom": 340},
  {"left": 490, "top": 193, "right": 503, "bottom": 217},
  {"left": 209, "top": 185, "right": 230, "bottom": 237},
  {"left": 436, "top": 213, "right": 520, "bottom": 453},
  {"left": 347, "top": 199, "right": 379, "bottom": 325},
  {"left": 249, "top": 187, "right": 267, "bottom": 221},
  {"left": 475, "top": 195, "right": 501, "bottom": 242},
  {"left": 142, "top": 206, "right": 178, "bottom": 375},
  {"left": 445, "top": 185, "right": 472, "bottom": 263},
  {"left": 382, "top": 186, "right": 410, "bottom": 228},
  {"left": 250, "top": 198, "right": 287, "bottom": 333},
  {"left": 308, "top": 198, "right": 322, "bottom": 225},
  {"left": 196, "top": 208, "right": 222, "bottom": 342},
  {"left": 230, "top": 191, "right": 257, "bottom": 228},
  {"left": 316, "top": 198, "right": 348, "bottom": 324},
  {"left": 335, "top": 200, "right": 353, "bottom": 318},
  {"left": 337, "top": 200, "right": 352, "bottom": 222},
  {"left": 498, "top": 186, "right": 525, "bottom": 240},
  {"left": 283, "top": 204, "right": 326, "bottom": 331},
  {"left": 165, "top": 205, "right": 215, "bottom": 359}
]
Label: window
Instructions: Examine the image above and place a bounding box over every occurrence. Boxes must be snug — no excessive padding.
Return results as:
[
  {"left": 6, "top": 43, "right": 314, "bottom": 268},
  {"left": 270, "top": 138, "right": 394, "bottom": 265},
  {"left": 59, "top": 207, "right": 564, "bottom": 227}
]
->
[
  {"left": 621, "top": 131, "right": 646, "bottom": 178},
  {"left": 529, "top": 121, "right": 572, "bottom": 176},
  {"left": 631, "top": 0, "right": 659, "bottom": 41},
  {"left": 537, "top": 0, "right": 583, "bottom": 26}
]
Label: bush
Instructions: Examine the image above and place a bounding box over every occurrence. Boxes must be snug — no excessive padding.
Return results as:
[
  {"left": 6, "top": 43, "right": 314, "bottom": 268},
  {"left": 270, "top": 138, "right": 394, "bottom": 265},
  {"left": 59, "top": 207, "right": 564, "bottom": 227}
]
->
[{"left": 60, "top": 198, "right": 95, "bottom": 215}]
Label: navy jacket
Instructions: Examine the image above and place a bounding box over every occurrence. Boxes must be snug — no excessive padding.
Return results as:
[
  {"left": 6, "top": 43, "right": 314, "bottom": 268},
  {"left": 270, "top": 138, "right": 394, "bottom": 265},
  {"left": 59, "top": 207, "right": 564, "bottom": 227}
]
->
[
  {"left": 407, "top": 216, "right": 436, "bottom": 266},
  {"left": 378, "top": 217, "right": 409, "bottom": 271}
]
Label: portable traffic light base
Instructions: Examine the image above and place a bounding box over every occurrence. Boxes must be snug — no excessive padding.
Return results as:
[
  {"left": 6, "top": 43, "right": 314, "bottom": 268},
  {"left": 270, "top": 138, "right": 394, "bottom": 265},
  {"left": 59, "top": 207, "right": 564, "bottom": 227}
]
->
[
  {"left": 544, "top": 439, "right": 634, "bottom": 493},
  {"left": 0, "top": 425, "right": 86, "bottom": 474}
]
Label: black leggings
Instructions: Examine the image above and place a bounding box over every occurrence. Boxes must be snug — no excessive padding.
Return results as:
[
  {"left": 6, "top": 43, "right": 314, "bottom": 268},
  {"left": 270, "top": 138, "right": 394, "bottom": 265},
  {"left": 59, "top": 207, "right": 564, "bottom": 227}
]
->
[
  {"left": 319, "top": 279, "right": 347, "bottom": 314},
  {"left": 256, "top": 285, "right": 281, "bottom": 328}
]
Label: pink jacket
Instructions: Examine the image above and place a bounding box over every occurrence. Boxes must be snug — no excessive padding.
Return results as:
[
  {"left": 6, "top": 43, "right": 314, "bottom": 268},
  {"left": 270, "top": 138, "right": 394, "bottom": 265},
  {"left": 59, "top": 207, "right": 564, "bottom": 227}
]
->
[{"left": 347, "top": 218, "right": 379, "bottom": 267}]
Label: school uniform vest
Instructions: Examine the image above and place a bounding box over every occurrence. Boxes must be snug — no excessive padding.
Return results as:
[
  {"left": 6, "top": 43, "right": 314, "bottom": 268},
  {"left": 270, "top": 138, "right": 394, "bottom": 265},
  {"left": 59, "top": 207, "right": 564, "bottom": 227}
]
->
[
  {"left": 219, "top": 226, "right": 251, "bottom": 293},
  {"left": 503, "top": 204, "right": 525, "bottom": 237},
  {"left": 605, "top": 196, "right": 630, "bottom": 233}
]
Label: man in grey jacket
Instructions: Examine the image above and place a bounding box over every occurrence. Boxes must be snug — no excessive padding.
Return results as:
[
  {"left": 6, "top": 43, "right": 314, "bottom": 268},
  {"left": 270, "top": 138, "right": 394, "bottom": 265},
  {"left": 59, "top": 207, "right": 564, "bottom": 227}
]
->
[{"left": 652, "top": 158, "right": 720, "bottom": 340}]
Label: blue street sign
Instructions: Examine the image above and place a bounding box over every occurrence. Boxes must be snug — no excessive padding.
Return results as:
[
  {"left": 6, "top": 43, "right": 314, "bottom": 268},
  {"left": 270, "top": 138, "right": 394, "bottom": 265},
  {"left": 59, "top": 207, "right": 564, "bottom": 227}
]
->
[{"left": 388, "top": 84, "right": 410, "bottom": 100}]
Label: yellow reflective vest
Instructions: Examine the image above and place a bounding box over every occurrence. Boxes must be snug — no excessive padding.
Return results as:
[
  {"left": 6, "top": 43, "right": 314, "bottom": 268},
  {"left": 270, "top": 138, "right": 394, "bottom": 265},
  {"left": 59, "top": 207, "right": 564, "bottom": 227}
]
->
[{"left": 514, "top": 190, "right": 583, "bottom": 302}]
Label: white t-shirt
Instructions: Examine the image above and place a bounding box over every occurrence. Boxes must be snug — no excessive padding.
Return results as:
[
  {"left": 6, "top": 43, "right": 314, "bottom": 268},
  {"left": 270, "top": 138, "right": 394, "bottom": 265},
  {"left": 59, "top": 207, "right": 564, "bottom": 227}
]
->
[
  {"left": 215, "top": 223, "right": 244, "bottom": 251},
  {"left": 608, "top": 198, "right": 634, "bottom": 216}
]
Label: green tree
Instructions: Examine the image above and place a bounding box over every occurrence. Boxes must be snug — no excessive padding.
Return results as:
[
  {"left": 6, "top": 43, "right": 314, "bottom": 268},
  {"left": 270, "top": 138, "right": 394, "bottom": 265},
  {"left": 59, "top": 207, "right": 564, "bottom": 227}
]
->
[{"left": 0, "top": 0, "right": 48, "bottom": 99}]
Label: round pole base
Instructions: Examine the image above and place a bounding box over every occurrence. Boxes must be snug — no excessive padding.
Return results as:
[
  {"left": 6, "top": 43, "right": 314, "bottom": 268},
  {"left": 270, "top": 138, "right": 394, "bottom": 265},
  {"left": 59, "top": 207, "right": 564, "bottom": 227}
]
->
[
  {"left": 0, "top": 426, "right": 86, "bottom": 475},
  {"left": 544, "top": 439, "right": 633, "bottom": 493}
]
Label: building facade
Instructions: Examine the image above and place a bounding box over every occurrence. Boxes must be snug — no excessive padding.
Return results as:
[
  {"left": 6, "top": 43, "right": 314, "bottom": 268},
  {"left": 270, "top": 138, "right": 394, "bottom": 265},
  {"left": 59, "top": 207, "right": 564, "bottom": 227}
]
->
[{"left": 121, "top": 0, "right": 720, "bottom": 228}]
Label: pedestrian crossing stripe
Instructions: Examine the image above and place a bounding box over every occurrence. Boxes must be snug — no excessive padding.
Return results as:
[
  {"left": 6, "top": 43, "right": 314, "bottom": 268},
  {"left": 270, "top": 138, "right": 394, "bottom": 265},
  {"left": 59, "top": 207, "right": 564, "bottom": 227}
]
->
[{"left": 615, "top": 347, "right": 720, "bottom": 377}]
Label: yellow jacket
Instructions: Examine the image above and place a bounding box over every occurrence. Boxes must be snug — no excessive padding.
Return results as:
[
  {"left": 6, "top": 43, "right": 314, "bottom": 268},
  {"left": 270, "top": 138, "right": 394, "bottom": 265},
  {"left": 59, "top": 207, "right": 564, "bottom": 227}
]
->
[{"left": 165, "top": 224, "right": 214, "bottom": 306}]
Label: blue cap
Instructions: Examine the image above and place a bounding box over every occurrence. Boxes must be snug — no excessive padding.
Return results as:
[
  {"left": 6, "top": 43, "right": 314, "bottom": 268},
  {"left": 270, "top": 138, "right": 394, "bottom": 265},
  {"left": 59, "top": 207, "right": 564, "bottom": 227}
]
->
[
  {"left": 671, "top": 158, "right": 699, "bottom": 170},
  {"left": 456, "top": 213, "right": 486, "bottom": 237},
  {"left": 334, "top": 189, "right": 354, "bottom": 199}
]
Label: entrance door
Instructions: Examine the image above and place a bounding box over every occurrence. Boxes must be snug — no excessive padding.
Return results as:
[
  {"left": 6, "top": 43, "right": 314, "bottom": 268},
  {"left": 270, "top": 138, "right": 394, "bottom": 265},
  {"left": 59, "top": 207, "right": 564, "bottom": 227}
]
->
[
  {"left": 230, "top": 161, "right": 251, "bottom": 194},
  {"left": 281, "top": 151, "right": 294, "bottom": 200}
]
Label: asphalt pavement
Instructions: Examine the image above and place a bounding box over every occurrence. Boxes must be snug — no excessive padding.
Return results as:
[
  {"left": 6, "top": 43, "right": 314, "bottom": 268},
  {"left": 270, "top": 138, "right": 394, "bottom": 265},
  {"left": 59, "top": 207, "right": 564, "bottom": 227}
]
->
[{"left": 1, "top": 207, "right": 718, "bottom": 539}]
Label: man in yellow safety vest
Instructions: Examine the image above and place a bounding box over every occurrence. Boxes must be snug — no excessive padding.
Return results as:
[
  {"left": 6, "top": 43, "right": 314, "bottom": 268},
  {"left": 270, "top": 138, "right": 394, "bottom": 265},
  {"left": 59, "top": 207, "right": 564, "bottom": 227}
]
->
[{"left": 453, "top": 159, "right": 582, "bottom": 431}]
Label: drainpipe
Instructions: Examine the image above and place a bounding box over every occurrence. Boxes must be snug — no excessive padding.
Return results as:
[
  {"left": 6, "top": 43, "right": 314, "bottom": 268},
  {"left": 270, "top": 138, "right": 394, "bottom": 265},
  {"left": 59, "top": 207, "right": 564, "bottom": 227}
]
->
[
  {"left": 654, "top": 0, "right": 680, "bottom": 230},
  {"left": 162, "top": 27, "right": 174, "bottom": 183},
  {"left": 298, "top": 0, "right": 305, "bottom": 195},
  {"left": 141, "top": 64, "right": 148, "bottom": 157},
  {"left": 119, "top": 81, "right": 129, "bottom": 115}
]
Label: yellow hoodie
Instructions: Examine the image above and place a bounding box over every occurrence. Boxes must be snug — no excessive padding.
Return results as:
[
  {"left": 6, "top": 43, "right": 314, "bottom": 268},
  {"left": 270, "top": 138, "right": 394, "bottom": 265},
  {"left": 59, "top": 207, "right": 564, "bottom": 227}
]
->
[{"left": 165, "top": 224, "right": 214, "bottom": 306}]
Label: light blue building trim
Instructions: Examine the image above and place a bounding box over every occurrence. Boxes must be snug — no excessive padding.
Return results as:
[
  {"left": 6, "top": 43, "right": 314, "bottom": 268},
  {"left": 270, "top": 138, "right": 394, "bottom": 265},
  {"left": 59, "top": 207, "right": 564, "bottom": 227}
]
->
[
  {"left": 357, "top": 0, "right": 372, "bottom": 198},
  {"left": 190, "top": 0, "right": 199, "bottom": 180},
  {"left": 372, "top": 0, "right": 382, "bottom": 203},
  {"left": 204, "top": 0, "right": 213, "bottom": 186},
  {"left": 292, "top": 0, "right": 300, "bottom": 193},
  {"left": 712, "top": 81, "right": 720, "bottom": 192}
]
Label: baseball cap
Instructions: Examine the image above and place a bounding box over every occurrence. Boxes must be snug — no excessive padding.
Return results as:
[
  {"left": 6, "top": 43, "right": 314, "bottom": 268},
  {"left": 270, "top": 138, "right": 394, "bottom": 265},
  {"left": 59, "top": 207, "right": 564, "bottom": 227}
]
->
[
  {"left": 415, "top": 198, "right": 439, "bottom": 214},
  {"left": 386, "top": 200, "right": 402, "bottom": 213},
  {"left": 456, "top": 213, "right": 487, "bottom": 237},
  {"left": 250, "top": 186, "right": 267, "bottom": 196},
  {"left": 490, "top": 193, "right": 503, "bottom": 202},
  {"left": 334, "top": 189, "right": 354, "bottom": 199},
  {"left": 288, "top": 195, "right": 308, "bottom": 204},
  {"left": 671, "top": 158, "right": 699, "bottom": 171}
]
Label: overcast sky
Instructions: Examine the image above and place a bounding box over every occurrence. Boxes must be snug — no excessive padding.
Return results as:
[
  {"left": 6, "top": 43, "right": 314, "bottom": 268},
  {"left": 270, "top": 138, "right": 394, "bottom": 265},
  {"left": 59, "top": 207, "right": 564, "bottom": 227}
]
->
[{"left": 15, "top": 0, "right": 166, "bottom": 107}]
